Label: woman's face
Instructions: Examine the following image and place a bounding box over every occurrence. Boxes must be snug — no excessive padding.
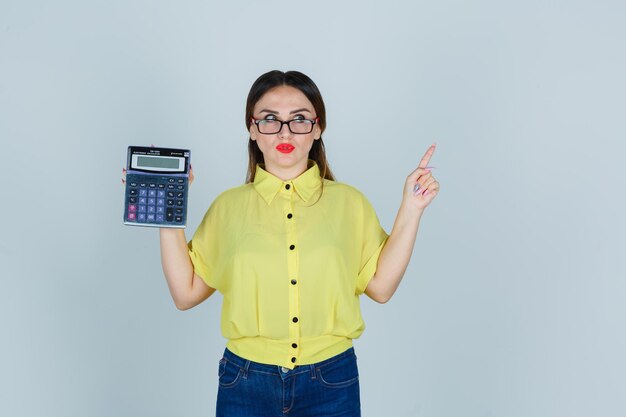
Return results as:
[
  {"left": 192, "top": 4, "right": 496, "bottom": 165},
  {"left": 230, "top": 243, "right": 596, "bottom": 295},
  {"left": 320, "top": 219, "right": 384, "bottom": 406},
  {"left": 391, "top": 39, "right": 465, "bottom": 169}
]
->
[{"left": 250, "top": 85, "right": 321, "bottom": 180}]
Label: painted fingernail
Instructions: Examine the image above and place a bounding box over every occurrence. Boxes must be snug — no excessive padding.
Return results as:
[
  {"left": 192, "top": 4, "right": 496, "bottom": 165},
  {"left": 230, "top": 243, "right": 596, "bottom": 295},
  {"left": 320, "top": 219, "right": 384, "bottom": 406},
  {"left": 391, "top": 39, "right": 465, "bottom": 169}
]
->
[
  {"left": 413, "top": 184, "right": 420, "bottom": 193},
  {"left": 424, "top": 190, "right": 429, "bottom": 196}
]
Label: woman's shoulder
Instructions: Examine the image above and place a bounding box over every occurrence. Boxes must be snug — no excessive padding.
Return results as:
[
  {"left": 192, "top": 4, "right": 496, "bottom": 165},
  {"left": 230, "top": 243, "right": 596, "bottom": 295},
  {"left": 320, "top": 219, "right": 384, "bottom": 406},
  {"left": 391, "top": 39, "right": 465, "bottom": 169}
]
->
[
  {"left": 197, "top": 183, "right": 254, "bottom": 224},
  {"left": 323, "top": 179, "right": 371, "bottom": 203},
  {"left": 211, "top": 183, "right": 255, "bottom": 206}
]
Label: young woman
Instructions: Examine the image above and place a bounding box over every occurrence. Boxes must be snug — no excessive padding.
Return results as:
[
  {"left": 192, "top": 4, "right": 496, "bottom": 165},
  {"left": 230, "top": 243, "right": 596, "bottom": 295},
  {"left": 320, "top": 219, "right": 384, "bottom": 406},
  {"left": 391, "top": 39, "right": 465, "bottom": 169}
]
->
[{"left": 158, "top": 70, "right": 439, "bottom": 416}]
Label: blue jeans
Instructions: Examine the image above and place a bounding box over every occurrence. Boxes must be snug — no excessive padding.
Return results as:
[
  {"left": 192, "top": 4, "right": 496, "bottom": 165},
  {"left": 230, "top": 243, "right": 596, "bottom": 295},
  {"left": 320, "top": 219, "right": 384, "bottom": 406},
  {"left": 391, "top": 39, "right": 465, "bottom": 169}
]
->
[{"left": 216, "top": 347, "right": 361, "bottom": 417}]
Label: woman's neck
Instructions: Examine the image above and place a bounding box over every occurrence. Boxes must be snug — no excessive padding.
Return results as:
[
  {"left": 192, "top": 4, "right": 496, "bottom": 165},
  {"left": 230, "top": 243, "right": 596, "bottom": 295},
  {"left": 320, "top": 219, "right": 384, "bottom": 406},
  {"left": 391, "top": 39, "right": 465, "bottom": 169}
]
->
[{"left": 263, "top": 161, "right": 309, "bottom": 181}]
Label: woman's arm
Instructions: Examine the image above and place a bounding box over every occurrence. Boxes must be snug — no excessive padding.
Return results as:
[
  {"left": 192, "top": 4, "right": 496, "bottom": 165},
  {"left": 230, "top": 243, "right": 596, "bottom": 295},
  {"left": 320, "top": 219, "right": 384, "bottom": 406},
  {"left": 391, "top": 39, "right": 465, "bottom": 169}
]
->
[
  {"left": 365, "top": 144, "right": 439, "bottom": 303},
  {"left": 160, "top": 228, "right": 216, "bottom": 310},
  {"left": 158, "top": 167, "right": 216, "bottom": 310},
  {"left": 123, "top": 161, "right": 215, "bottom": 310}
]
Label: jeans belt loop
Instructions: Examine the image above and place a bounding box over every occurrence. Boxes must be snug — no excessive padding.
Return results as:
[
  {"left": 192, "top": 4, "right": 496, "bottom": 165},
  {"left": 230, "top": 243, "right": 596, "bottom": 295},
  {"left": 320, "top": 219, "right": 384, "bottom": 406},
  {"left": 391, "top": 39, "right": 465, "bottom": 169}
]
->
[
  {"left": 243, "top": 359, "right": 251, "bottom": 379},
  {"left": 309, "top": 364, "right": 316, "bottom": 379}
]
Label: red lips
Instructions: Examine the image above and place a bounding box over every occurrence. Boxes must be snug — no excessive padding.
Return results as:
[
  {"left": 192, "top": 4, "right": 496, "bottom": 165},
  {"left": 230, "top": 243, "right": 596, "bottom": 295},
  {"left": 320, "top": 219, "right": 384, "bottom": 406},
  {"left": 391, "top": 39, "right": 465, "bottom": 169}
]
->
[{"left": 276, "top": 144, "right": 295, "bottom": 153}]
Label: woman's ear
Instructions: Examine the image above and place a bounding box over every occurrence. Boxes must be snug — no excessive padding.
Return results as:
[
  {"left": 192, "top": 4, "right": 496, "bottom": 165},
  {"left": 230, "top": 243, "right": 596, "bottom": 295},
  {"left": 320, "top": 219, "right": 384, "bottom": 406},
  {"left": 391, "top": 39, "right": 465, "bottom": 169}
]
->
[
  {"left": 249, "top": 123, "right": 257, "bottom": 141},
  {"left": 313, "top": 124, "right": 321, "bottom": 140}
]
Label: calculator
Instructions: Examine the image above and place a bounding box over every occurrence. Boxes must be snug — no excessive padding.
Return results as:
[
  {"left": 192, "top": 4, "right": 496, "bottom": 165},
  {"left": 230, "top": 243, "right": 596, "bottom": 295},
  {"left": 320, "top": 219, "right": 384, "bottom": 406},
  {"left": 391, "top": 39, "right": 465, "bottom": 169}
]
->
[{"left": 123, "top": 146, "right": 191, "bottom": 228}]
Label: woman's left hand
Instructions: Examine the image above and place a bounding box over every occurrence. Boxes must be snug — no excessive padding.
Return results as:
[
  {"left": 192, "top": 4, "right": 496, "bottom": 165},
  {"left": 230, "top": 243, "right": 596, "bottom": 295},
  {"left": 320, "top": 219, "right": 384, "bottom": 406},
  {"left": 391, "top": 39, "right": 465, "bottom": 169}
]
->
[{"left": 403, "top": 144, "right": 440, "bottom": 210}]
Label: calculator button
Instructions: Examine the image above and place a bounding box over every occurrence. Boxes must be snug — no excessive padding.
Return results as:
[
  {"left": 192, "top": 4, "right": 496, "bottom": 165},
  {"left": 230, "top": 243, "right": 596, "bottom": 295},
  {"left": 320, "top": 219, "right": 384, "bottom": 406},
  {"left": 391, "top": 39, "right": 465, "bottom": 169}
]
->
[
  {"left": 167, "top": 199, "right": 175, "bottom": 206},
  {"left": 138, "top": 197, "right": 147, "bottom": 205},
  {"left": 177, "top": 185, "right": 185, "bottom": 190},
  {"left": 175, "top": 208, "right": 183, "bottom": 215},
  {"left": 166, "top": 208, "right": 174, "bottom": 222},
  {"left": 158, "top": 184, "right": 165, "bottom": 189},
  {"left": 156, "top": 206, "right": 164, "bottom": 214},
  {"left": 129, "top": 189, "right": 138, "bottom": 196},
  {"left": 129, "top": 182, "right": 138, "bottom": 187},
  {"left": 176, "top": 192, "right": 184, "bottom": 198},
  {"left": 147, "top": 198, "right": 155, "bottom": 205},
  {"left": 157, "top": 190, "right": 165, "bottom": 198},
  {"left": 138, "top": 213, "right": 146, "bottom": 221},
  {"left": 167, "top": 191, "right": 175, "bottom": 198},
  {"left": 168, "top": 184, "right": 175, "bottom": 189},
  {"left": 177, "top": 179, "right": 185, "bottom": 184},
  {"left": 139, "top": 189, "right": 148, "bottom": 197},
  {"left": 176, "top": 200, "right": 184, "bottom": 206},
  {"left": 149, "top": 183, "right": 156, "bottom": 188},
  {"left": 129, "top": 196, "right": 137, "bottom": 204},
  {"left": 157, "top": 198, "right": 165, "bottom": 206},
  {"left": 140, "top": 182, "right": 147, "bottom": 188},
  {"left": 138, "top": 205, "right": 146, "bottom": 213},
  {"left": 148, "top": 206, "right": 156, "bottom": 213},
  {"left": 128, "top": 205, "right": 137, "bottom": 212},
  {"left": 127, "top": 212, "right": 136, "bottom": 220},
  {"left": 175, "top": 216, "right": 183, "bottom": 223},
  {"left": 168, "top": 178, "right": 175, "bottom": 183},
  {"left": 156, "top": 214, "right": 165, "bottom": 222},
  {"left": 147, "top": 214, "right": 156, "bottom": 222},
  {"left": 148, "top": 190, "right": 157, "bottom": 197}
]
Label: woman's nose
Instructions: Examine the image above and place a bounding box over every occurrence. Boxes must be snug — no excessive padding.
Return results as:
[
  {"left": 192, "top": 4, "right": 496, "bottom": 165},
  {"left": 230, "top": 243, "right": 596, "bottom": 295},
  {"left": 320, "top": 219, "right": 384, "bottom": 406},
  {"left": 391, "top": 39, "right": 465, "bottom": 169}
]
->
[{"left": 278, "top": 122, "right": 293, "bottom": 137}]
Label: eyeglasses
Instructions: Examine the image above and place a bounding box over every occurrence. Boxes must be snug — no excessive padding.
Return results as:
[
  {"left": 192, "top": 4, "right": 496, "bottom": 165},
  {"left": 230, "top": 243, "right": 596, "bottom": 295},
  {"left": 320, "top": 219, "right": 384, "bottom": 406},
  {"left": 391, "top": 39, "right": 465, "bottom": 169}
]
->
[{"left": 251, "top": 117, "right": 319, "bottom": 135}]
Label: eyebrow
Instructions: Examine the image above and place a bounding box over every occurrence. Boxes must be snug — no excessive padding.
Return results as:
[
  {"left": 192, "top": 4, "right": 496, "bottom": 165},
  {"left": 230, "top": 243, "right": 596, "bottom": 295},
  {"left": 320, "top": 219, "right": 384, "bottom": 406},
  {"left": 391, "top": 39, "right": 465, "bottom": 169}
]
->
[
  {"left": 289, "top": 108, "right": 312, "bottom": 114},
  {"left": 258, "top": 108, "right": 312, "bottom": 115}
]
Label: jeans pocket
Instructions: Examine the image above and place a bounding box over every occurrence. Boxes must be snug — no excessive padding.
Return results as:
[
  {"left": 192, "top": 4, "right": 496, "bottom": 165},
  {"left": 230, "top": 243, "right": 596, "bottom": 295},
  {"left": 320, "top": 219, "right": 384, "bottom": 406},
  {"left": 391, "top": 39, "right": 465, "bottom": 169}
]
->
[
  {"left": 316, "top": 353, "right": 360, "bottom": 389},
  {"left": 218, "top": 358, "right": 242, "bottom": 389}
]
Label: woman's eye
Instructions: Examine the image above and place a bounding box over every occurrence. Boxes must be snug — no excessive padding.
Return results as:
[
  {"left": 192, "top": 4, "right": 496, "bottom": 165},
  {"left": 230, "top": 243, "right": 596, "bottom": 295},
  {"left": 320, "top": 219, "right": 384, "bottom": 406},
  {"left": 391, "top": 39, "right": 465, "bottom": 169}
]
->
[
  {"left": 263, "top": 115, "right": 277, "bottom": 121},
  {"left": 292, "top": 115, "right": 305, "bottom": 121}
]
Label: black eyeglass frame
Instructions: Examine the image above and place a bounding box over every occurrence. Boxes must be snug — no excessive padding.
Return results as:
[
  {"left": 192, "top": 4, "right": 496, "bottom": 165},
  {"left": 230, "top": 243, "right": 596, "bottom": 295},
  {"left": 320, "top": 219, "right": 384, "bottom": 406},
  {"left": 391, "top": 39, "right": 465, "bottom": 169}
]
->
[{"left": 251, "top": 117, "right": 320, "bottom": 135}]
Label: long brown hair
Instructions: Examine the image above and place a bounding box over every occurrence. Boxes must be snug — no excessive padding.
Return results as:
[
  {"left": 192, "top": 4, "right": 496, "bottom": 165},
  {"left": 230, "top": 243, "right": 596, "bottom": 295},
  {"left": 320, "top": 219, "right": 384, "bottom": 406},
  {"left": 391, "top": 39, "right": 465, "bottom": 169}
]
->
[{"left": 245, "top": 70, "right": 335, "bottom": 183}]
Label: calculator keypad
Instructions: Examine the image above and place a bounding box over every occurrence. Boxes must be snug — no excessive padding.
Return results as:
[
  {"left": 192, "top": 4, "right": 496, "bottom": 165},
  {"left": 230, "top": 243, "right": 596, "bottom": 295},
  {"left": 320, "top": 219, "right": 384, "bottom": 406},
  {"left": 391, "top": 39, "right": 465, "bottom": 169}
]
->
[{"left": 124, "top": 174, "right": 188, "bottom": 228}]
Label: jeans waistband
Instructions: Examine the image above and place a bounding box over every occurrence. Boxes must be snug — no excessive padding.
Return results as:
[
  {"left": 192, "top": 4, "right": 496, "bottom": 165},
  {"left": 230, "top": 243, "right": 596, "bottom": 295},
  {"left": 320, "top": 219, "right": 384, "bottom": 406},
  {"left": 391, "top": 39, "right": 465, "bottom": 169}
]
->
[{"left": 222, "top": 346, "right": 355, "bottom": 376}]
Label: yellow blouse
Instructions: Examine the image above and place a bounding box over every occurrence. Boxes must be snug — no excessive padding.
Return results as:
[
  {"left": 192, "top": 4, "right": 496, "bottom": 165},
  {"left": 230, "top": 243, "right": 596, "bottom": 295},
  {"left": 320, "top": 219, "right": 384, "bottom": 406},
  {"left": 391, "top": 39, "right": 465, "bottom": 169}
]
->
[{"left": 188, "top": 162, "right": 388, "bottom": 369}]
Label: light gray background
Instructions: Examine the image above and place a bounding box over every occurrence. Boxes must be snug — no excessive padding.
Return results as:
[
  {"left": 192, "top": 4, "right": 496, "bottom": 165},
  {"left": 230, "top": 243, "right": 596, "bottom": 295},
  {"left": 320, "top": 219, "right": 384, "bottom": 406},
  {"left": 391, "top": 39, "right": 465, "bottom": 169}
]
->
[{"left": 1, "top": 1, "right": 625, "bottom": 416}]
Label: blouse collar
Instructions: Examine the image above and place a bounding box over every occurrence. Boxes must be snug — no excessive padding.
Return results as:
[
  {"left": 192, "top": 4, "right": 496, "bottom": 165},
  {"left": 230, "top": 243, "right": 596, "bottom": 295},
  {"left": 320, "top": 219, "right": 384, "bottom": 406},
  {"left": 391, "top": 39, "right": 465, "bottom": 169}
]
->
[{"left": 253, "top": 161, "right": 322, "bottom": 205}]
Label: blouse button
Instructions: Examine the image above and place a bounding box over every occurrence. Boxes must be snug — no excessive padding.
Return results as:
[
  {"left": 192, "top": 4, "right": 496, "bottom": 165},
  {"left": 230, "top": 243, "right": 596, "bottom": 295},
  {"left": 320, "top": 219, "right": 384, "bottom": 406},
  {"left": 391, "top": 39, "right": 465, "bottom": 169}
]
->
[
  {"left": 289, "top": 244, "right": 295, "bottom": 250},
  {"left": 292, "top": 317, "right": 298, "bottom": 323},
  {"left": 292, "top": 343, "right": 298, "bottom": 348},
  {"left": 285, "top": 184, "right": 291, "bottom": 190},
  {"left": 291, "top": 357, "right": 296, "bottom": 363},
  {"left": 287, "top": 213, "right": 293, "bottom": 219},
  {"left": 291, "top": 279, "right": 297, "bottom": 285}
]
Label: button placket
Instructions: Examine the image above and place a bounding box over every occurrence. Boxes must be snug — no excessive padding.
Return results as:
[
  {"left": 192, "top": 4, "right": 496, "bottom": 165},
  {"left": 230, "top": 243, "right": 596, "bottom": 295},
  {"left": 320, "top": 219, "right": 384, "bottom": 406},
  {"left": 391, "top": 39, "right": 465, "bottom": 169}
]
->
[{"left": 284, "top": 188, "right": 300, "bottom": 366}]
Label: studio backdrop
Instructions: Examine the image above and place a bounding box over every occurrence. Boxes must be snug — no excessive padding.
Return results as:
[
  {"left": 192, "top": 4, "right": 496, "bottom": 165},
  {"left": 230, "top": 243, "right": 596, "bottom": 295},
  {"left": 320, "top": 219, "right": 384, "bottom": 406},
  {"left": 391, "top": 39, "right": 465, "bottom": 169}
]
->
[{"left": 1, "top": 1, "right": 625, "bottom": 416}]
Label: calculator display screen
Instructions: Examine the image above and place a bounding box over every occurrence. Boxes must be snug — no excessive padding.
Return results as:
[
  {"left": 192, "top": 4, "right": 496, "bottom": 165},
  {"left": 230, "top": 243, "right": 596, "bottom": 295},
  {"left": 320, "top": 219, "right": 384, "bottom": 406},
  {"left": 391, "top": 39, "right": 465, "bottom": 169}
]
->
[
  {"left": 137, "top": 156, "right": 180, "bottom": 169},
  {"left": 131, "top": 154, "right": 185, "bottom": 172}
]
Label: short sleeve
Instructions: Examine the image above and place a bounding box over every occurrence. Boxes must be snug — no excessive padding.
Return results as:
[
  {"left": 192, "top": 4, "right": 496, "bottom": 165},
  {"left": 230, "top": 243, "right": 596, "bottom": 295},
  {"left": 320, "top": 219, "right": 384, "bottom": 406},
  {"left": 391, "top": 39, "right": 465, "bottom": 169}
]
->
[
  {"left": 355, "top": 194, "right": 389, "bottom": 295},
  {"left": 187, "top": 199, "right": 224, "bottom": 291}
]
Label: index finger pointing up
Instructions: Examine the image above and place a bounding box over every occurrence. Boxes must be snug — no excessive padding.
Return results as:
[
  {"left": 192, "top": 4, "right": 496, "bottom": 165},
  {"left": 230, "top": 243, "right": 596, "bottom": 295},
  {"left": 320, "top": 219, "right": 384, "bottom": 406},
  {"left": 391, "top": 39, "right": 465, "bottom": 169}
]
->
[{"left": 418, "top": 143, "right": 436, "bottom": 168}]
